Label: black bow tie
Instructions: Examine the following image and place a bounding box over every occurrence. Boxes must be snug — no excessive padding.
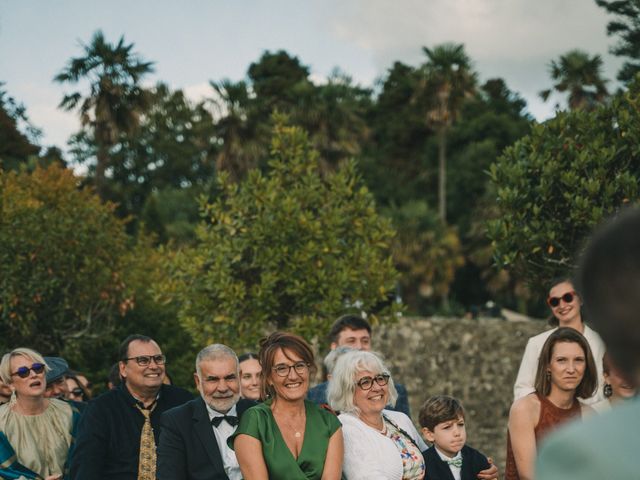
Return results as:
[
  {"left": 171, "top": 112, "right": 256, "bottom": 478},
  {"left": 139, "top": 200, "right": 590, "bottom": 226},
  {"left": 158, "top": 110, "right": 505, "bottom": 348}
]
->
[{"left": 211, "top": 415, "right": 239, "bottom": 427}]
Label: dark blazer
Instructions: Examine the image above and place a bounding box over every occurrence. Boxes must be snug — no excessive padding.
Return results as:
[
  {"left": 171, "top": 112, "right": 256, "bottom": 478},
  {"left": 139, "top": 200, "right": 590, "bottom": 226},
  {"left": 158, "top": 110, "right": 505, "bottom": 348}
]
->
[
  {"left": 70, "top": 383, "right": 193, "bottom": 480},
  {"left": 157, "top": 397, "right": 256, "bottom": 480},
  {"left": 422, "top": 445, "right": 490, "bottom": 480}
]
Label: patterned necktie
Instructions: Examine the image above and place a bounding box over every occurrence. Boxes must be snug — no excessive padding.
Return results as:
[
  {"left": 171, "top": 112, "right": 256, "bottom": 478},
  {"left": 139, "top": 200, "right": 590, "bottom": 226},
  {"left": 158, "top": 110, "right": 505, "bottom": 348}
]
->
[
  {"left": 446, "top": 457, "right": 463, "bottom": 468},
  {"left": 135, "top": 403, "right": 157, "bottom": 480},
  {"left": 211, "top": 415, "right": 239, "bottom": 427}
]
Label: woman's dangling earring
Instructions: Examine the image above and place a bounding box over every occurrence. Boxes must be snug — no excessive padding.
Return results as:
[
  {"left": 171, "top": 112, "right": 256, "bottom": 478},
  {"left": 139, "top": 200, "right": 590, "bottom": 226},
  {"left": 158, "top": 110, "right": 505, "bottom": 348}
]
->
[{"left": 604, "top": 383, "right": 613, "bottom": 398}]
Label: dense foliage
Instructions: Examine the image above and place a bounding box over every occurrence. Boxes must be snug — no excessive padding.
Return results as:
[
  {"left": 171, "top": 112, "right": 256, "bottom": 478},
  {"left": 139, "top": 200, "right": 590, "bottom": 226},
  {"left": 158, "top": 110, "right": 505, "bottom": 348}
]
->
[
  {"left": 0, "top": 165, "right": 131, "bottom": 355},
  {"left": 161, "top": 123, "right": 399, "bottom": 349},
  {"left": 488, "top": 85, "right": 640, "bottom": 291}
]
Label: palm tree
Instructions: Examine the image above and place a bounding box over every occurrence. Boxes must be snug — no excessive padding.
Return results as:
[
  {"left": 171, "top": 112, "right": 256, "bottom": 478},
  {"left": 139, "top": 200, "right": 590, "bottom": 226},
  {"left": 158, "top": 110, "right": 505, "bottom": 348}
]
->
[
  {"left": 209, "top": 79, "right": 264, "bottom": 181},
  {"left": 418, "top": 43, "right": 477, "bottom": 223},
  {"left": 539, "top": 49, "right": 609, "bottom": 110},
  {"left": 55, "top": 30, "right": 154, "bottom": 198}
]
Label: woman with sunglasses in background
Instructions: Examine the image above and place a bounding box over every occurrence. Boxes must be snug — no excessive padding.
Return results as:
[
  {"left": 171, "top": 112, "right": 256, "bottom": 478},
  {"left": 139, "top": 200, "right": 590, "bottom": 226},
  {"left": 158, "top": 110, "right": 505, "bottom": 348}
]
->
[
  {"left": 65, "top": 371, "right": 91, "bottom": 403},
  {"left": 0, "top": 348, "right": 81, "bottom": 480},
  {"left": 514, "top": 276, "right": 606, "bottom": 404},
  {"left": 231, "top": 332, "right": 343, "bottom": 479}
]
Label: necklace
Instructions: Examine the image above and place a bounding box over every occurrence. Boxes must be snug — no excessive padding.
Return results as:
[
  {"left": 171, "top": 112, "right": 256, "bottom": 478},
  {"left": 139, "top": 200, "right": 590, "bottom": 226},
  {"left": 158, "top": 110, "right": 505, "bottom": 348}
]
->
[{"left": 273, "top": 407, "right": 306, "bottom": 438}]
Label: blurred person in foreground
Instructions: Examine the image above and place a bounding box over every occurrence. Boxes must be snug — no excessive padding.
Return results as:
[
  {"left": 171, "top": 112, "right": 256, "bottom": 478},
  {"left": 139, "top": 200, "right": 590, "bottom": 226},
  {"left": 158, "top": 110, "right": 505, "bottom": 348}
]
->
[
  {"left": 537, "top": 208, "right": 640, "bottom": 479},
  {"left": 0, "top": 348, "right": 81, "bottom": 480}
]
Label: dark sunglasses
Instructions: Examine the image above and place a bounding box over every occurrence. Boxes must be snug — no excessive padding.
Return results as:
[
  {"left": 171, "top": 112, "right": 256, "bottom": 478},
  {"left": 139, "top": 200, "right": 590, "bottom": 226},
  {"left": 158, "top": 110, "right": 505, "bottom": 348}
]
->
[
  {"left": 547, "top": 291, "right": 576, "bottom": 308},
  {"left": 70, "top": 387, "right": 84, "bottom": 397},
  {"left": 356, "top": 374, "right": 390, "bottom": 390},
  {"left": 11, "top": 362, "right": 45, "bottom": 378},
  {"left": 123, "top": 354, "right": 166, "bottom": 366}
]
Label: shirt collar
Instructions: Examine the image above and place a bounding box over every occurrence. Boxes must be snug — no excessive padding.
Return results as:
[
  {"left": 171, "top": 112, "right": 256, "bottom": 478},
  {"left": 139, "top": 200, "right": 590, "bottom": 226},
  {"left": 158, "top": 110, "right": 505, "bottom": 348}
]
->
[
  {"left": 434, "top": 446, "right": 462, "bottom": 464},
  {"left": 120, "top": 382, "right": 162, "bottom": 409}
]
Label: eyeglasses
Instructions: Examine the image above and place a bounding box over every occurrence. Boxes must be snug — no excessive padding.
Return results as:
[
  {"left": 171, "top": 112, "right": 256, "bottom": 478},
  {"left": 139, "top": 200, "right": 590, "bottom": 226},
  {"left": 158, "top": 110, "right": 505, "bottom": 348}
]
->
[
  {"left": 123, "top": 355, "right": 166, "bottom": 366},
  {"left": 356, "top": 374, "right": 390, "bottom": 390},
  {"left": 11, "top": 363, "right": 45, "bottom": 378},
  {"left": 547, "top": 291, "right": 576, "bottom": 308},
  {"left": 272, "top": 362, "right": 309, "bottom": 377}
]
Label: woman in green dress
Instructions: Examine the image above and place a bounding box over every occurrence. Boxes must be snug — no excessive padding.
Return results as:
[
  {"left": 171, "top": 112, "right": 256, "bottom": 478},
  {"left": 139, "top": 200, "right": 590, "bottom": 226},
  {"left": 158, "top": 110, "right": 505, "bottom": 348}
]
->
[{"left": 231, "top": 332, "right": 343, "bottom": 479}]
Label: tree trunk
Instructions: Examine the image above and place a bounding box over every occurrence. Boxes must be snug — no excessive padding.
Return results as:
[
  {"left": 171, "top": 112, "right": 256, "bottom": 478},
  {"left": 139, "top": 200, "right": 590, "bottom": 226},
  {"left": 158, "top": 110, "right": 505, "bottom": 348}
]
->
[{"left": 437, "top": 128, "right": 447, "bottom": 223}]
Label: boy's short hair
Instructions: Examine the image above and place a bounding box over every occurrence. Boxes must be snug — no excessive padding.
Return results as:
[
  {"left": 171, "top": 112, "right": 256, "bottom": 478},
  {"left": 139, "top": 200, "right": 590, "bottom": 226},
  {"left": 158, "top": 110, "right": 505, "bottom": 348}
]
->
[{"left": 419, "top": 395, "right": 466, "bottom": 431}]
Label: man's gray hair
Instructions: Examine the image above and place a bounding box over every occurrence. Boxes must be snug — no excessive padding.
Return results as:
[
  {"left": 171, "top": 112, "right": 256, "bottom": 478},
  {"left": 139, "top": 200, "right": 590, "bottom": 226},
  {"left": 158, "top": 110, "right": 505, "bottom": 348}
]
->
[
  {"left": 195, "top": 344, "right": 238, "bottom": 378},
  {"left": 327, "top": 350, "right": 398, "bottom": 414}
]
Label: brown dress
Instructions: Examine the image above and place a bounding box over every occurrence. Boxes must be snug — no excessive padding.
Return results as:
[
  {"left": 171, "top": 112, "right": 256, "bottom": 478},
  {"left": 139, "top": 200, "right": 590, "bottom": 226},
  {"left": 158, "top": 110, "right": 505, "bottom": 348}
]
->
[{"left": 504, "top": 392, "right": 581, "bottom": 480}]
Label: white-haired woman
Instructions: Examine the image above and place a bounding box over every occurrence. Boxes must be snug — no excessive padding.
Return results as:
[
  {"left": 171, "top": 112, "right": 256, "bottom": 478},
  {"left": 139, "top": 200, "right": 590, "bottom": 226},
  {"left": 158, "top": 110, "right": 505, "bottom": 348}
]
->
[
  {"left": 329, "top": 351, "right": 499, "bottom": 480},
  {"left": 328, "top": 350, "right": 427, "bottom": 480},
  {"left": 0, "top": 348, "right": 80, "bottom": 480}
]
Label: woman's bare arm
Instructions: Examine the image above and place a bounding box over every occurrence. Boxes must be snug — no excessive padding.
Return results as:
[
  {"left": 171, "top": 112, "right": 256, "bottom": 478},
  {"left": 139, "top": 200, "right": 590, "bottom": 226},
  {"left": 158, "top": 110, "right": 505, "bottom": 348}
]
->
[
  {"left": 234, "top": 433, "right": 269, "bottom": 480},
  {"left": 508, "top": 396, "right": 540, "bottom": 480},
  {"left": 321, "top": 427, "right": 344, "bottom": 480}
]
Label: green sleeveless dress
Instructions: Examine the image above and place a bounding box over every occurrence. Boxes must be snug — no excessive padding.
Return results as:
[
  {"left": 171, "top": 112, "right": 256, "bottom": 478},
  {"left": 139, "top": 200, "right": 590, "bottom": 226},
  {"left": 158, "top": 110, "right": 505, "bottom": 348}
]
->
[{"left": 229, "top": 398, "right": 341, "bottom": 479}]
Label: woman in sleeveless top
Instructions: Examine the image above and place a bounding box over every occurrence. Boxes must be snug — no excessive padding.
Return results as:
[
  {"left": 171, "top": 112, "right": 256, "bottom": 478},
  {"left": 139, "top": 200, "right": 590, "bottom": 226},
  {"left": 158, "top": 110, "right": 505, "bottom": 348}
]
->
[{"left": 505, "top": 327, "right": 598, "bottom": 480}]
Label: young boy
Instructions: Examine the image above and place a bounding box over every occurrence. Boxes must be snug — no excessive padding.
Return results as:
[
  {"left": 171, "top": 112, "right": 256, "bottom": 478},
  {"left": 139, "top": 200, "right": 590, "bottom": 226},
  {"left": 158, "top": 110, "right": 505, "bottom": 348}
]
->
[{"left": 419, "top": 395, "right": 490, "bottom": 480}]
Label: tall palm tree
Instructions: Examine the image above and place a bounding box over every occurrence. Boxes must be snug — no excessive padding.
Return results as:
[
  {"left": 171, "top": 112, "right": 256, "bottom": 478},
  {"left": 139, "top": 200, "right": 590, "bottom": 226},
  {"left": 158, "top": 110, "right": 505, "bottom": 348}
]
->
[
  {"left": 55, "top": 30, "right": 154, "bottom": 198},
  {"left": 209, "top": 79, "right": 264, "bottom": 181},
  {"left": 539, "top": 49, "right": 609, "bottom": 110},
  {"left": 418, "top": 43, "right": 477, "bottom": 223}
]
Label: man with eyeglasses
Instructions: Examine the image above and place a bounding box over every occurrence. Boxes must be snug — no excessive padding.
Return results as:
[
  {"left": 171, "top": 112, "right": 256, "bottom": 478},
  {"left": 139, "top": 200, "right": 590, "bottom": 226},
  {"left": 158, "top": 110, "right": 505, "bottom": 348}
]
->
[
  {"left": 70, "top": 334, "right": 192, "bottom": 480},
  {"left": 307, "top": 314, "right": 411, "bottom": 416},
  {"left": 156, "top": 344, "right": 256, "bottom": 480}
]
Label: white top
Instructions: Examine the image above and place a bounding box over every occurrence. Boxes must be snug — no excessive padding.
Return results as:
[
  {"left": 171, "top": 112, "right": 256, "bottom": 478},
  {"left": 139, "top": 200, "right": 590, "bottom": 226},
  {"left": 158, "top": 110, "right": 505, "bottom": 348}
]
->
[
  {"left": 435, "top": 447, "right": 462, "bottom": 480},
  {"left": 206, "top": 403, "right": 242, "bottom": 480},
  {"left": 513, "top": 324, "right": 606, "bottom": 404},
  {"left": 339, "top": 409, "right": 428, "bottom": 480}
]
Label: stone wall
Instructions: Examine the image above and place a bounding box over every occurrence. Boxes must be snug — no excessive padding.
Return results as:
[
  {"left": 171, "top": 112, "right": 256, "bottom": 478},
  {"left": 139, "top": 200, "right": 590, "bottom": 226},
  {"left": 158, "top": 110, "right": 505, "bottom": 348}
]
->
[{"left": 374, "top": 316, "right": 548, "bottom": 471}]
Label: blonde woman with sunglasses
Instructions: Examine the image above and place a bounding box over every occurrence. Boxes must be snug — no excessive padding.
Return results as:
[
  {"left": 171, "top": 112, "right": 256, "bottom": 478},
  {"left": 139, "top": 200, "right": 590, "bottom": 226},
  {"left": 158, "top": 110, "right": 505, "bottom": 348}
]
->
[
  {"left": 0, "top": 348, "right": 81, "bottom": 480},
  {"left": 513, "top": 277, "right": 606, "bottom": 404}
]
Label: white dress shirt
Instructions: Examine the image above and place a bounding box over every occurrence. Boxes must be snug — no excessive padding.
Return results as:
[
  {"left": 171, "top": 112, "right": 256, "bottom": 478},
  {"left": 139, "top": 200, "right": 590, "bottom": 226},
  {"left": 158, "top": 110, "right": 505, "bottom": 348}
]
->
[{"left": 206, "top": 404, "right": 242, "bottom": 480}]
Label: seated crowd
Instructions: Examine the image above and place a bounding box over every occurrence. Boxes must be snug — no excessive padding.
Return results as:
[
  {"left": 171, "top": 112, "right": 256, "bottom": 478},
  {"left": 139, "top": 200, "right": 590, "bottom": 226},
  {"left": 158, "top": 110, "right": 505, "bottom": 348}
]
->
[{"left": 1, "top": 211, "right": 639, "bottom": 480}]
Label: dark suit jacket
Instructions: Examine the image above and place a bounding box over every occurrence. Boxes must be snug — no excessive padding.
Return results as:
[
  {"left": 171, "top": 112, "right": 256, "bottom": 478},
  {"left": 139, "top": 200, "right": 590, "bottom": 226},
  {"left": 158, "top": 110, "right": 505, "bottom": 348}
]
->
[
  {"left": 70, "top": 383, "right": 193, "bottom": 480},
  {"left": 157, "top": 397, "right": 256, "bottom": 480},
  {"left": 422, "top": 445, "right": 490, "bottom": 480}
]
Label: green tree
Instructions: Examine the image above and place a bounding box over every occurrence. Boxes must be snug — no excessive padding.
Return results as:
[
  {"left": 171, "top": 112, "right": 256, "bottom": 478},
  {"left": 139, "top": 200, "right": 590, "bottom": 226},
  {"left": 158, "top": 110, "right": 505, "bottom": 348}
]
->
[
  {"left": 418, "top": 43, "right": 477, "bottom": 223},
  {"left": 0, "top": 86, "right": 40, "bottom": 170},
  {"left": 595, "top": 0, "right": 640, "bottom": 83},
  {"left": 297, "top": 71, "right": 372, "bottom": 172},
  {"left": 386, "top": 201, "right": 464, "bottom": 314},
  {"left": 209, "top": 79, "right": 265, "bottom": 181},
  {"left": 488, "top": 85, "right": 640, "bottom": 292},
  {"left": 160, "top": 122, "right": 399, "bottom": 349},
  {"left": 0, "top": 164, "right": 132, "bottom": 356},
  {"left": 539, "top": 49, "right": 609, "bottom": 110},
  {"left": 55, "top": 30, "right": 154, "bottom": 199}
]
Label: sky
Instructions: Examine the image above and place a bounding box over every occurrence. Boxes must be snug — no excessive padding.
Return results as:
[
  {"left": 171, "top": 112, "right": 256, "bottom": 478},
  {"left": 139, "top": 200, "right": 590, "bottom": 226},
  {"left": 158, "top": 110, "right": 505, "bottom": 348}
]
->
[{"left": 0, "top": 0, "right": 623, "bottom": 151}]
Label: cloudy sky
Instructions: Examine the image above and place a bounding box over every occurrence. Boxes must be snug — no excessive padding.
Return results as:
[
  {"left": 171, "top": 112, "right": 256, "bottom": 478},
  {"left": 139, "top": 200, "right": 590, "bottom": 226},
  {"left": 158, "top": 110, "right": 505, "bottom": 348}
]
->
[{"left": 0, "top": 0, "right": 623, "bottom": 150}]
